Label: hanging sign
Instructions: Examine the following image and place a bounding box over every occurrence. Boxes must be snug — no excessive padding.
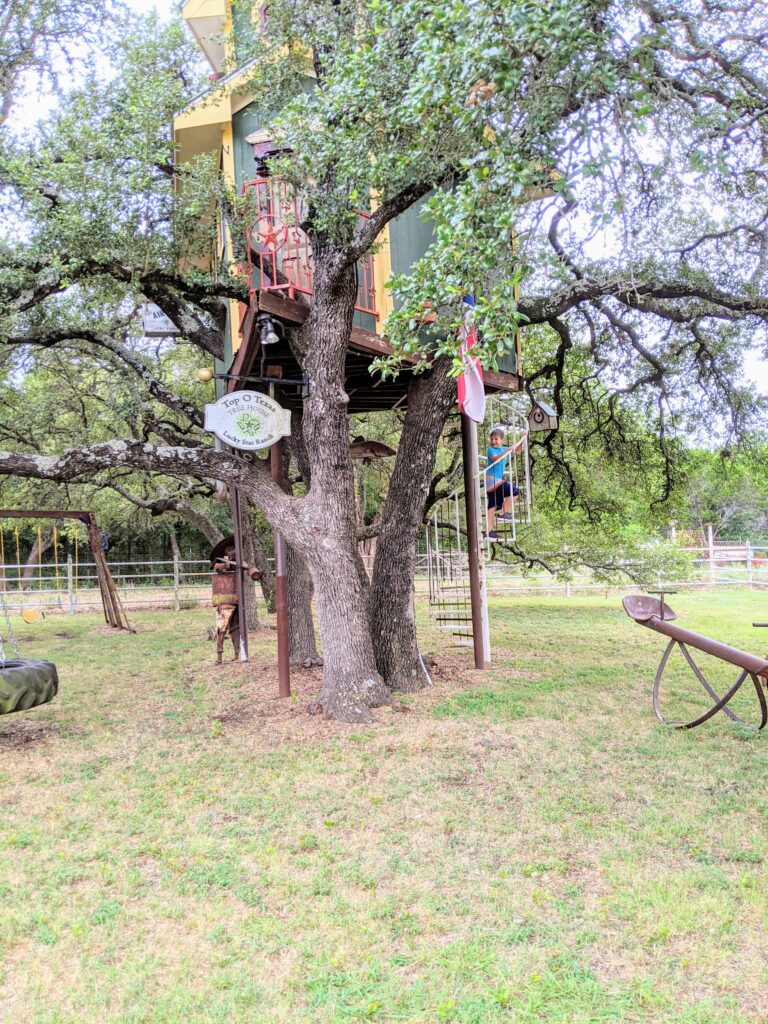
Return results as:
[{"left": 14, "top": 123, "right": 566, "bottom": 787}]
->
[
  {"left": 142, "top": 303, "right": 180, "bottom": 337},
  {"left": 204, "top": 391, "right": 291, "bottom": 450}
]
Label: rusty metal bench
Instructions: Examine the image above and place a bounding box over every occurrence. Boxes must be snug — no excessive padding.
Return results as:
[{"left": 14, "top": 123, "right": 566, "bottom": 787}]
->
[{"left": 622, "top": 595, "right": 768, "bottom": 730}]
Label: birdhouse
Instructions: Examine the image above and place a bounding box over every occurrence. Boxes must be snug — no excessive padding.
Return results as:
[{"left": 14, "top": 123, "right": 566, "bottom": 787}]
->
[{"left": 528, "top": 400, "right": 558, "bottom": 432}]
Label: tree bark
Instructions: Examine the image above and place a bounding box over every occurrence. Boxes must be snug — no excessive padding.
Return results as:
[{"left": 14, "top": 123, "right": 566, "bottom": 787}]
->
[
  {"left": 285, "top": 405, "right": 322, "bottom": 666},
  {"left": 370, "top": 358, "right": 457, "bottom": 691},
  {"left": 167, "top": 527, "right": 189, "bottom": 586},
  {"left": 309, "top": 540, "right": 389, "bottom": 720},
  {"left": 175, "top": 504, "right": 224, "bottom": 548},
  {"left": 296, "top": 247, "right": 390, "bottom": 720},
  {"left": 251, "top": 532, "right": 276, "bottom": 612},
  {"left": 21, "top": 531, "right": 52, "bottom": 590},
  {"left": 287, "top": 543, "right": 322, "bottom": 666}
]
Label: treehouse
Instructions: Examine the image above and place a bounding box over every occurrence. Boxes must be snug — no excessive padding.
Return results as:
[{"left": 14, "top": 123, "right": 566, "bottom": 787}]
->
[{"left": 174, "top": 0, "right": 523, "bottom": 412}]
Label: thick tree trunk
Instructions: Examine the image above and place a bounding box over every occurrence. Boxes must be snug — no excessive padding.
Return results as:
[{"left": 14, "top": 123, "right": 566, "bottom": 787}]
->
[
  {"left": 285, "top": 406, "right": 320, "bottom": 664},
  {"left": 287, "top": 544, "right": 322, "bottom": 666},
  {"left": 296, "top": 247, "right": 390, "bottom": 720},
  {"left": 21, "top": 532, "right": 53, "bottom": 590},
  {"left": 309, "top": 543, "right": 389, "bottom": 720},
  {"left": 237, "top": 504, "right": 275, "bottom": 612},
  {"left": 370, "top": 358, "right": 457, "bottom": 691}
]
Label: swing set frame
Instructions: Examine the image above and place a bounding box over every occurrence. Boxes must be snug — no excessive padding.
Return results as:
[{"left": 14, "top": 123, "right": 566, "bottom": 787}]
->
[{"left": 0, "top": 510, "right": 134, "bottom": 632}]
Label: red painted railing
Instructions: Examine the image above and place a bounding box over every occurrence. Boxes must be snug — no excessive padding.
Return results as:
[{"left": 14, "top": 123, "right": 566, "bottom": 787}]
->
[{"left": 242, "top": 177, "right": 377, "bottom": 318}]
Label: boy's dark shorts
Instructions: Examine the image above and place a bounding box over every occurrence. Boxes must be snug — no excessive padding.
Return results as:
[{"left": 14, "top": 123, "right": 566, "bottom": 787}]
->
[{"left": 487, "top": 481, "right": 520, "bottom": 509}]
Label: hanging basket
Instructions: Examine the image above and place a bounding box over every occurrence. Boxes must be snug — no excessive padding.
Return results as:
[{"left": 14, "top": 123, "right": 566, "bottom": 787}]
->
[{"left": 0, "top": 660, "right": 59, "bottom": 716}]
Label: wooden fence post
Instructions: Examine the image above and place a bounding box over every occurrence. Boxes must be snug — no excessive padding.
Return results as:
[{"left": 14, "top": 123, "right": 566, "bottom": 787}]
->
[
  {"left": 173, "top": 551, "right": 180, "bottom": 612},
  {"left": 747, "top": 542, "right": 753, "bottom": 589}
]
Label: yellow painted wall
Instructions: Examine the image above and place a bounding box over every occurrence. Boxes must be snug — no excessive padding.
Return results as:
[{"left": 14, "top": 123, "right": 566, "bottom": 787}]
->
[
  {"left": 181, "top": 0, "right": 227, "bottom": 20},
  {"left": 219, "top": 122, "right": 243, "bottom": 355},
  {"left": 371, "top": 224, "right": 393, "bottom": 336}
]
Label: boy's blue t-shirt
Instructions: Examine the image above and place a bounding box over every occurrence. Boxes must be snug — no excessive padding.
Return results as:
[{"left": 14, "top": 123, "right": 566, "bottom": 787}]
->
[{"left": 486, "top": 445, "right": 507, "bottom": 486}]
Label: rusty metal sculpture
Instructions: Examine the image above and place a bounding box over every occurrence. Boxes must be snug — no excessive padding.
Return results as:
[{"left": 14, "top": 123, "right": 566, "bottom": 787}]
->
[
  {"left": 210, "top": 537, "right": 261, "bottom": 665},
  {"left": 623, "top": 594, "right": 768, "bottom": 730}
]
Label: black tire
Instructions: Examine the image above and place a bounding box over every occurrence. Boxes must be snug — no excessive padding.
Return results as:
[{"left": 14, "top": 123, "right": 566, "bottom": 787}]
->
[{"left": 0, "top": 660, "right": 59, "bottom": 715}]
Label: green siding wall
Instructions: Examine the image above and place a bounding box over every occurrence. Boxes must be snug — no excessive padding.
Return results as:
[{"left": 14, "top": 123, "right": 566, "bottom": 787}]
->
[
  {"left": 388, "top": 195, "right": 435, "bottom": 306},
  {"left": 231, "top": 2, "right": 252, "bottom": 67},
  {"left": 496, "top": 347, "right": 518, "bottom": 376},
  {"left": 232, "top": 82, "right": 314, "bottom": 188},
  {"left": 232, "top": 101, "right": 271, "bottom": 188},
  {"left": 388, "top": 196, "right": 518, "bottom": 375}
]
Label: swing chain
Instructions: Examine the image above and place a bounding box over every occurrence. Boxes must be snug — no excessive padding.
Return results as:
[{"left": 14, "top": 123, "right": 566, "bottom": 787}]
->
[{"left": 0, "top": 587, "right": 20, "bottom": 670}]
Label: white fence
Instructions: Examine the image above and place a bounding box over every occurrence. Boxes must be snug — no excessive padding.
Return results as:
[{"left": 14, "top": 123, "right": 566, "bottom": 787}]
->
[
  {"left": 2, "top": 543, "right": 768, "bottom": 616},
  {"left": 0, "top": 556, "right": 213, "bottom": 615},
  {"left": 415, "top": 543, "right": 768, "bottom": 597}
]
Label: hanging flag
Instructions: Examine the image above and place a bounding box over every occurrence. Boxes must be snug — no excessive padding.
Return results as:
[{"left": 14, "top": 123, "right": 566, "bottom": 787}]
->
[{"left": 457, "top": 295, "right": 486, "bottom": 423}]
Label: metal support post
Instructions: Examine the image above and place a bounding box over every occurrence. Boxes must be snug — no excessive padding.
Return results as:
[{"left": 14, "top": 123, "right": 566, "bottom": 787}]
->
[
  {"left": 461, "top": 413, "right": 488, "bottom": 669},
  {"left": 230, "top": 485, "right": 249, "bottom": 662}
]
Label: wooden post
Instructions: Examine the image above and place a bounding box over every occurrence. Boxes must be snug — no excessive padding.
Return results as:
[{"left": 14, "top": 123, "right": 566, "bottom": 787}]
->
[
  {"left": 87, "top": 522, "right": 114, "bottom": 626},
  {"left": 747, "top": 541, "right": 753, "bottom": 589},
  {"left": 173, "top": 550, "right": 180, "bottom": 612},
  {"left": 461, "top": 413, "right": 487, "bottom": 670},
  {"left": 67, "top": 554, "right": 75, "bottom": 614}
]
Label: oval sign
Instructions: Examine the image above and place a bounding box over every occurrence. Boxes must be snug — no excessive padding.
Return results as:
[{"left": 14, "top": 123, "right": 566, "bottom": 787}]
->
[{"left": 204, "top": 391, "right": 291, "bottom": 451}]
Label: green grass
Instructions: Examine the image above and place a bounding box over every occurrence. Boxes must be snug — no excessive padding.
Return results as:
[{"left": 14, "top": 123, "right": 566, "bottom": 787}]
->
[{"left": 1, "top": 590, "right": 768, "bottom": 1022}]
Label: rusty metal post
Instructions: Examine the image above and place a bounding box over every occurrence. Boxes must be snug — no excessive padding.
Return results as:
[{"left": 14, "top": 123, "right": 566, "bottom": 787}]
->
[
  {"left": 271, "top": 435, "right": 291, "bottom": 697},
  {"left": 461, "top": 413, "right": 486, "bottom": 670},
  {"left": 230, "top": 485, "right": 249, "bottom": 661}
]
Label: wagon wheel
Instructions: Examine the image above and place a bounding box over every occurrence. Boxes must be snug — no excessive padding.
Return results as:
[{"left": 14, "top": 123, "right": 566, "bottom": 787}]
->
[
  {"left": 0, "top": 660, "right": 59, "bottom": 716},
  {"left": 653, "top": 639, "right": 768, "bottom": 731}
]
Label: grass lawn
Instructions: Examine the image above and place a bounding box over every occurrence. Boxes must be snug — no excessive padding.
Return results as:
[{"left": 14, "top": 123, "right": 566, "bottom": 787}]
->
[{"left": 1, "top": 590, "right": 768, "bottom": 1022}]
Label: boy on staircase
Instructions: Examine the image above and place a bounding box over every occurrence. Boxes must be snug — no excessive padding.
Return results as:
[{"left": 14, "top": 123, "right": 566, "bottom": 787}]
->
[{"left": 485, "top": 426, "right": 527, "bottom": 539}]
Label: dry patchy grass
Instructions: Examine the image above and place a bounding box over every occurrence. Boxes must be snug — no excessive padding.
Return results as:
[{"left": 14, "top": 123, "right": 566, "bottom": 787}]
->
[{"left": 0, "top": 591, "right": 767, "bottom": 1022}]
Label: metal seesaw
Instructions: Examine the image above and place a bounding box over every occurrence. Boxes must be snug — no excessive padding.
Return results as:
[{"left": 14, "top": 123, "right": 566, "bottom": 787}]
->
[{"left": 622, "top": 594, "right": 768, "bottom": 730}]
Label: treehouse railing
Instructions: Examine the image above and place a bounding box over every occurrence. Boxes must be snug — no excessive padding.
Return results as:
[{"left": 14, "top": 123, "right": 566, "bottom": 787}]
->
[{"left": 242, "top": 177, "right": 377, "bottom": 317}]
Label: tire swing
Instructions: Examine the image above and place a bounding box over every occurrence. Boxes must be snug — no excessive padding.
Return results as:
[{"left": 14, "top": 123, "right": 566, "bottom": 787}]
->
[{"left": 0, "top": 591, "right": 58, "bottom": 716}]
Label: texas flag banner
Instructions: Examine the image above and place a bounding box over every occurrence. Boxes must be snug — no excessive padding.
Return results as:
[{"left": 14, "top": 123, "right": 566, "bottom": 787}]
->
[{"left": 457, "top": 295, "right": 486, "bottom": 423}]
